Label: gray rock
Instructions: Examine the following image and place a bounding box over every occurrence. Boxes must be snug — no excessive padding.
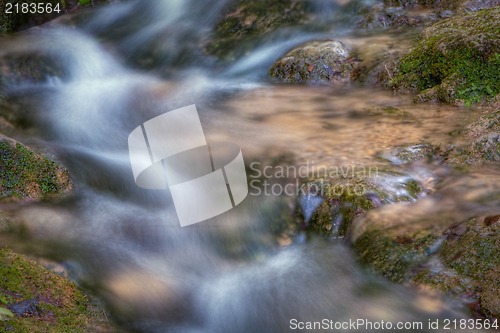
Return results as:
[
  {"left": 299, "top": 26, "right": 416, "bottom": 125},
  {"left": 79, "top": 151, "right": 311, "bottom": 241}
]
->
[
  {"left": 269, "top": 40, "right": 359, "bottom": 84},
  {"left": 9, "top": 298, "right": 39, "bottom": 317}
]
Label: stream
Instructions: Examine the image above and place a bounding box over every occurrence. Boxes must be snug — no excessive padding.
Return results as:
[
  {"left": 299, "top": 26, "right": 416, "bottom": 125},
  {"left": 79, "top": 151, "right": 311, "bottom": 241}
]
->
[{"left": 0, "top": 1, "right": 499, "bottom": 332}]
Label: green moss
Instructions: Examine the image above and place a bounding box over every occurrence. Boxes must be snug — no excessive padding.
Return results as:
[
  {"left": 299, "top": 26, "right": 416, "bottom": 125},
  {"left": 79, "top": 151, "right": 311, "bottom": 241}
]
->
[
  {"left": 0, "top": 248, "right": 113, "bottom": 332},
  {"left": 408, "top": 217, "right": 500, "bottom": 317},
  {"left": 441, "top": 218, "right": 499, "bottom": 281},
  {"left": 0, "top": 138, "right": 71, "bottom": 201},
  {"left": 392, "top": 8, "right": 500, "bottom": 105},
  {"left": 354, "top": 229, "right": 437, "bottom": 283}
]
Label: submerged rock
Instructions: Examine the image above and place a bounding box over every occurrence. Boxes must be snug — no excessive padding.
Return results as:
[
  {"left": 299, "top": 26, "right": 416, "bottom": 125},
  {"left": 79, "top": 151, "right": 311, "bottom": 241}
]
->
[
  {"left": 206, "top": 0, "right": 309, "bottom": 60},
  {"left": 445, "top": 109, "right": 500, "bottom": 164},
  {"left": 269, "top": 40, "right": 360, "bottom": 84},
  {"left": 390, "top": 7, "right": 500, "bottom": 105},
  {"left": 0, "top": 52, "right": 66, "bottom": 88},
  {"left": 0, "top": 135, "right": 72, "bottom": 201},
  {"left": 379, "top": 143, "right": 439, "bottom": 165},
  {"left": 360, "top": 3, "right": 436, "bottom": 31}
]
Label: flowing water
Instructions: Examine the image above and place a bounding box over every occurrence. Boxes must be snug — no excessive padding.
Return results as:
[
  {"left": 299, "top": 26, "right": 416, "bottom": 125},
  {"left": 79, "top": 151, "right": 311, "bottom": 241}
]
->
[{"left": 0, "top": 1, "right": 499, "bottom": 332}]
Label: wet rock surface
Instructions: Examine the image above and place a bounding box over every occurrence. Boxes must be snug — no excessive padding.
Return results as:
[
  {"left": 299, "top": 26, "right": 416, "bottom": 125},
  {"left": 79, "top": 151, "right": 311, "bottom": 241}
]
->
[
  {"left": 360, "top": 3, "right": 438, "bottom": 30},
  {"left": 445, "top": 109, "right": 500, "bottom": 164},
  {"left": 9, "top": 298, "right": 39, "bottom": 317},
  {"left": 206, "top": 0, "right": 309, "bottom": 60},
  {"left": 0, "top": 52, "right": 66, "bottom": 88},
  {"left": 300, "top": 163, "right": 434, "bottom": 238},
  {"left": 269, "top": 40, "right": 359, "bottom": 84}
]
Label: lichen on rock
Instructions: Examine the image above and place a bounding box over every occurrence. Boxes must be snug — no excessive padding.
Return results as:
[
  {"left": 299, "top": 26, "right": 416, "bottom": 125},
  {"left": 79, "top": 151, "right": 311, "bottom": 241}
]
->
[{"left": 0, "top": 135, "right": 72, "bottom": 201}]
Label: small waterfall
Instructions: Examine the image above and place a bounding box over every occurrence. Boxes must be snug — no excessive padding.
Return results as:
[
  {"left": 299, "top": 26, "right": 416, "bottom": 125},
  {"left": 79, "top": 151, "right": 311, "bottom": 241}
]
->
[{"left": 1, "top": 1, "right": 497, "bottom": 332}]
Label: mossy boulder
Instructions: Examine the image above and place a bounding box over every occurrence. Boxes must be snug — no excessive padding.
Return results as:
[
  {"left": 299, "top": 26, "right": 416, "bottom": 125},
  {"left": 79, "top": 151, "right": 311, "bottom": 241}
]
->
[
  {"left": 347, "top": 167, "right": 500, "bottom": 318},
  {"left": 269, "top": 40, "right": 360, "bottom": 84},
  {"left": 348, "top": 199, "right": 448, "bottom": 283},
  {"left": 0, "top": 135, "right": 71, "bottom": 201},
  {"left": 391, "top": 7, "right": 500, "bottom": 105},
  {"left": 0, "top": 248, "right": 117, "bottom": 332},
  {"left": 411, "top": 216, "right": 500, "bottom": 318},
  {"left": 300, "top": 169, "right": 426, "bottom": 238},
  {"left": 206, "top": 0, "right": 308, "bottom": 60}
]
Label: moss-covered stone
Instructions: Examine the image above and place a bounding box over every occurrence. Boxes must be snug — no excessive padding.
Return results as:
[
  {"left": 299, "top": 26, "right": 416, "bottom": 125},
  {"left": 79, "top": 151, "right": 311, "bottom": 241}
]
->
[
  {"left": 391, "top": 7, "right": 500, "bottom": 105},
  {"left": 302, "top": 179, "right": 377, "bottom": 237},
  {"left": 269, "top": 40, "right": 359, "bottom": 84},
  {"left": 354, "top": 228, "right": 437, "bottom": 283},
  {"left": 206, "top": 0, "right": 309, "bottom": 60},
  {"left": 0, "top": 135, "right": 71, "bottom": 201},
  {"left": 302, "top": 169, "right": 426, "bottom": 238},
  {"left": 410, "top": 216, "right": 500, "bottom": 318},
  {"left": 0, "top": 248, "right": 117, "bottom": 332}
]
